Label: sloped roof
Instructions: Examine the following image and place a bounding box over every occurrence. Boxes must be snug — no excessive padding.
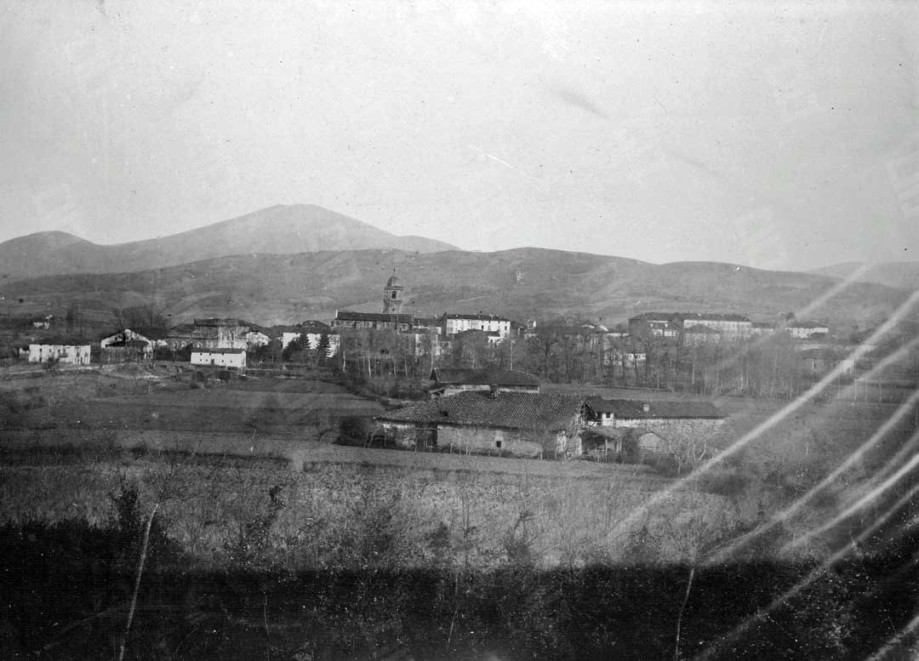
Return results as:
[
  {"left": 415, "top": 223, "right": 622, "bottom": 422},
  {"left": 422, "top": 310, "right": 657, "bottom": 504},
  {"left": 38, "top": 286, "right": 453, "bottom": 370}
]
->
[
  {"left": 430, "top": 368, "right": 540, "bottom": 387},
  {"left": 445, "top": 313, "right": 512, "bottom": 322},
  {"left": 585, "top": 397, "right": 724, "bottom": 419},
  {"left": 629, "top": 312, "right": 677, "bottom": 322},
  {"left": 190, "top": 348, "right": 246, "bottom": 355},
  {"left": 377, "top": 391, "right": 583, "bottom": 432},
  {"left": 300, "top": 320, "right": 331, "bottom": 333},
  {"left": 335, "top": 311, "right": 414, "bottom": 323},
  {"left": 679, "top": 312, "right": 751, "bottom": 322},
  {"left": 788, "top": 321, "right": 829, "bottom": 329}
]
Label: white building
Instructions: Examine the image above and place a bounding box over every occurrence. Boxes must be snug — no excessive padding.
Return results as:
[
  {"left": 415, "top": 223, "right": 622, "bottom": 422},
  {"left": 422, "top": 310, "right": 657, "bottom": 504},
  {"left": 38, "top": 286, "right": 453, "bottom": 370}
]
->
[
  {"left": 785, "top": 322, "right": 830, "bottom": 339},
  {"left": 190, "top": 348, "right": 247, "bottom": 370},
  {"left": 29, "top": 343, "right": 91, "bottom": 366},
  {"left": 245, "top": 330, "right": 271, "bottom": 348},
  {"left": 444, "top": 313, "right": 513, "bottom": 339}
]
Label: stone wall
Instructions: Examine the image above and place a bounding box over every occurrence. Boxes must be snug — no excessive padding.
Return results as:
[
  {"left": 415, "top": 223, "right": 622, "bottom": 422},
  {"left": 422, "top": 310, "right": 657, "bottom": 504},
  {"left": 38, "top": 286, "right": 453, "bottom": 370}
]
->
[
  {"left": 439, "top": 425, "right": 544, "bottom": 458},
  {"left": 615, "top": 417, "right": 725, "bottom": 447}
]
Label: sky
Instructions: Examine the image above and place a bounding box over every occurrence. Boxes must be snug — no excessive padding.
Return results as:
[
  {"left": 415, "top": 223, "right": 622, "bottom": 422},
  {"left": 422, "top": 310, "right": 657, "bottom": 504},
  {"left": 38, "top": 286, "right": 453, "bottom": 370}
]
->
[{"left": 1, "top": 0, "right": 918, "bottom": 271}]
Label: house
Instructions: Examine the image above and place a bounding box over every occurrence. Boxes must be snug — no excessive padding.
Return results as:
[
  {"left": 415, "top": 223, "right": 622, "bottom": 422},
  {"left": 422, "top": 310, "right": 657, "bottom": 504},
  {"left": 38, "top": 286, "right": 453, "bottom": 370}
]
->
[
  {"left": 628, "top": 313, "right": 681, "bottom": 340},
  {"left": 99, "top": 328, "right": 162, "bottom": 363},
  {"left": 443, "top": 313, "right": 514, "bottom": 339},
  {"left": 784, "top": 321, "right": 830, "bottom": 340},
  {"left": 376, "top": 391, "right": 586, "bottom": 458},
  {"left": 584, "top": 398, "right": 726, "bottom": 448},
  {"left": 331, "top": 311, "right": 414, "bottom": 332},
  {"left": 798, "top": 348, "right": 855, "bottom": 377},
  {"left": 682, "top": 325, "right": 721, "bottom": 346},
  {"left": 28, "top": 341, "right": 92, "bottom": 366},
  {"left": 679, "top": 313, "right": 753, "bottom": 339},
  {"left": 245, "top": 329, "right": 271, "bottom": 349},
  {"left": 166, "top": 319, "right": 249, "bottom": 351},
  {"left": 628, "top": 312, "right": 753, "bottom": 343},
  {"left": 751, "top": 322, "right": 776, "bottom": 336},
  {"left": 190, "top": 348, "right": 247, "bottom": 370},
  {"left": 429, "top": 368, "right": 541, "bottom": 397}
]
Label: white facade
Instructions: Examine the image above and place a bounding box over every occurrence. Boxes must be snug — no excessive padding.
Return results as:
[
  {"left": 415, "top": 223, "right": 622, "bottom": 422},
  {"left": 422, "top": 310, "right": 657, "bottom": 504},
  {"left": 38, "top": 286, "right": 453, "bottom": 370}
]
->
[
  {"left": 444, "top": 315, "right": 512, "bottom": 338},
  {"left": 190, "top": 349, "right": 247, "bottom": 370},
  {"left": 28, "top": 344, "right": 91, "bottom": 366},
  {"left": 786, "top": 323, "right": 830, "bottom": 339},
  {"left": 245, "top": 331, "right": 271, "bottom": 348}
]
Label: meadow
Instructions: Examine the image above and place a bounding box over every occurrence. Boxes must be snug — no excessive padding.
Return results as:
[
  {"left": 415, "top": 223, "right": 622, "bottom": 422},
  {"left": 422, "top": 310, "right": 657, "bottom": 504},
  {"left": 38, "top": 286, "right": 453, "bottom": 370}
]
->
[{"left": 2, "top": 367, "right": 918, "bottom": 658}]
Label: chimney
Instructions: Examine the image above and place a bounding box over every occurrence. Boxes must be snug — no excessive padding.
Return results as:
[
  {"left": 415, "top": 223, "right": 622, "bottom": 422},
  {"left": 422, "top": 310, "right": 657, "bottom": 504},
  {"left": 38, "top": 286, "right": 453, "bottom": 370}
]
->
[{"left": 642, "top": 403, "right": 650, "bottom": 413}]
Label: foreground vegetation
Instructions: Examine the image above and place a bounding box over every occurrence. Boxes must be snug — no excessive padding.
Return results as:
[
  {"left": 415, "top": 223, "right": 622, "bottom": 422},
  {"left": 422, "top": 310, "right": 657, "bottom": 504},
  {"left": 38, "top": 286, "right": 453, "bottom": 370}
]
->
[
  {"left": 2, "top": 368, "right": 919, "bottom": 658},
  {"left": 2, "top": 480, "right": 917, "bottom": 660}
]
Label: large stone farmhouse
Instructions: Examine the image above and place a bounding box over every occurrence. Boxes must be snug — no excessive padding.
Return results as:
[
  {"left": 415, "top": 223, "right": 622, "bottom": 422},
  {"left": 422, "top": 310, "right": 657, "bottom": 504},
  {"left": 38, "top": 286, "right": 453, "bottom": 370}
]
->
[
  {"left": 376, "top": 391, "right": 586, "bottom": 458},
  {"left": 429, "top": 368, "right": 541, "bottom": 397}
]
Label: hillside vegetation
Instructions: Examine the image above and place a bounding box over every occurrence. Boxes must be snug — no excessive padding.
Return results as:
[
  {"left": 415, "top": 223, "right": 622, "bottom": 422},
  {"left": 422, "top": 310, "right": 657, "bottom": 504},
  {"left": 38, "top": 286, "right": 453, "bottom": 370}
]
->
[{"left": 1, "top": 247, "right": 907, "bottom": 328}]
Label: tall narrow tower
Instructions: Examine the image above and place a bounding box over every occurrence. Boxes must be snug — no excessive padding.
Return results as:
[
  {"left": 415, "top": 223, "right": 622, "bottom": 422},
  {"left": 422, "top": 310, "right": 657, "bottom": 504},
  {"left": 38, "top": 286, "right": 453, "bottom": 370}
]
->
[{"left": 383, "top": 271, "right": 404, "bottom": 313}]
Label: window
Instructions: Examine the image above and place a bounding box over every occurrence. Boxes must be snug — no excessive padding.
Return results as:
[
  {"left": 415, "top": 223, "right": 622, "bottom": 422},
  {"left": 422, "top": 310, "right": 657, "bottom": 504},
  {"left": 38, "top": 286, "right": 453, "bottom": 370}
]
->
[{"left": 496, "top": 440, "right": 502, "bottom": 449}]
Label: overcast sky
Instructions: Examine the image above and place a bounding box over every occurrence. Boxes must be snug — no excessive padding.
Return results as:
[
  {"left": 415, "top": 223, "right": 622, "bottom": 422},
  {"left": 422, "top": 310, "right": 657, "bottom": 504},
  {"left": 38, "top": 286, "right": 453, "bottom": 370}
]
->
[{"left": 1, "top": 0, "right": 917, "bottom": 271}]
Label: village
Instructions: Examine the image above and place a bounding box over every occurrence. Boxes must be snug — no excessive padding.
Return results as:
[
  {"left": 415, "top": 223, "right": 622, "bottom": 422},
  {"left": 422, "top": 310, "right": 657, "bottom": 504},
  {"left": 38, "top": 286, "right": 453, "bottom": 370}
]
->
[{"left": 4, "top": 271, "right": 912, "bottom": 469}]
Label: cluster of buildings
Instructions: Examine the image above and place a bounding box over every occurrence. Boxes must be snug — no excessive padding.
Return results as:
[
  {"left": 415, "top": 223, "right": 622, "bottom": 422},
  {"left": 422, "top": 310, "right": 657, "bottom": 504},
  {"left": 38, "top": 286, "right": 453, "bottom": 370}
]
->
[
  {"left": 21, "top": 272, "right": 837, "bottom": 382},
  {"left": 627, "top": 312, "right": 830, "bottom": 345}
]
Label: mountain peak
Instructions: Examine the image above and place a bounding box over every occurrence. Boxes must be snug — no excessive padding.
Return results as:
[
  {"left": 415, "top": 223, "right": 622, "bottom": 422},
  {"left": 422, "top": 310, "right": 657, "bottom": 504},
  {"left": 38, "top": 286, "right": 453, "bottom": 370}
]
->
[{"left": 0, "top": 204, "right": 456, "bottom": 281}]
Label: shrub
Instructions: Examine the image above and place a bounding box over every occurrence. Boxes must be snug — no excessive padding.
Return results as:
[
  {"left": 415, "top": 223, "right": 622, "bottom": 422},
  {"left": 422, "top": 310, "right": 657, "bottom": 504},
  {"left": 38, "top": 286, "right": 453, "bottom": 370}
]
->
[{"left": 336, "top": 416, "right": 377, "bottom": 446}]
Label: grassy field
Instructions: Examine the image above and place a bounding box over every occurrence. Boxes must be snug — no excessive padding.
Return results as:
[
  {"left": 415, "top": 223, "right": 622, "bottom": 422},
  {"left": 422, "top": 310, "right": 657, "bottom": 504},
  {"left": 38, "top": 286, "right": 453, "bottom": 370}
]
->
[{"left": 2, "top": 368, "right": 915, "bottom": 570}]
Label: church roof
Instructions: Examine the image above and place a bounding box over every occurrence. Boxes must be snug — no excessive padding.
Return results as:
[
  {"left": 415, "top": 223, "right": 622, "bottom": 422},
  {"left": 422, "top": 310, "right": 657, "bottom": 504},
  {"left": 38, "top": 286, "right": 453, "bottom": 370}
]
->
[{"left": 386, "top": 274, "right": 403, "bottom": 289}]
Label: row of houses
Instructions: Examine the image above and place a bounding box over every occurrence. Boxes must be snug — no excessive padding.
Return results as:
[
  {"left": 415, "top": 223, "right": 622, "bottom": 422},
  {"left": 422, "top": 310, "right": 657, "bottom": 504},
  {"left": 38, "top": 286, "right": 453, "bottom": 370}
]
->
[{"left": 628, "top": 312, "right": 829, "bottom": 344}]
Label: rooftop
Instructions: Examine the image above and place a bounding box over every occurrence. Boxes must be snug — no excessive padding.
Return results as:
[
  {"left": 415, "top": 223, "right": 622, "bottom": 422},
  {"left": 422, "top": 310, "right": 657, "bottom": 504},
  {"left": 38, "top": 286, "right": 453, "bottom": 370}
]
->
[
  {"left": 377, "top": 391, "right": 584, "bottom": 432},
  {"left": 430, "top": 368, "right": 540, "bottom": 387},
  {"left": 585, "top": 397, "right": 725, "bottom": 419},
  {"left": 334, "top": 311, "right": 414, "bottom": 323},
  {"left": 190, "top": 348, "right": 246, "bottom": 355}
]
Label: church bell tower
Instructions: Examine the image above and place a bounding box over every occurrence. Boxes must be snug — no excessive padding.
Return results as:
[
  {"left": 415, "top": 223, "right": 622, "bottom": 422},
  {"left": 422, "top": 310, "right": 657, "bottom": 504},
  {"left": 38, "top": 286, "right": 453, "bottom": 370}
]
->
[{"left": 383, "top": 271, "right": 404, "bottom": 313}]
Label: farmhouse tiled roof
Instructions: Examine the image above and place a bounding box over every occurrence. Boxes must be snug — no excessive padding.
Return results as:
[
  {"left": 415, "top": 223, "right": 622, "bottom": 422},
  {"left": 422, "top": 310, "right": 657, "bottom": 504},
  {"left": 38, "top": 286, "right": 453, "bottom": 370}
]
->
[
  {"left": 377, "top": 392, "right": 584, "bottom": 432},
  {"left": 430, "top": 368, "right": 540, "bottom": 387},
  {"left": 585, "top": 397, "right": 725, "bottom": 420}
]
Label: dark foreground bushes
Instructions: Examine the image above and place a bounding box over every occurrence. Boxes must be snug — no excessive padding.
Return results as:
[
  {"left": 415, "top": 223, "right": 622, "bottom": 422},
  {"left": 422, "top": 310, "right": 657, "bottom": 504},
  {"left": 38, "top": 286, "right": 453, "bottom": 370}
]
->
[{"left": 1, "top": 519, "right": 918, "bottom": 659}]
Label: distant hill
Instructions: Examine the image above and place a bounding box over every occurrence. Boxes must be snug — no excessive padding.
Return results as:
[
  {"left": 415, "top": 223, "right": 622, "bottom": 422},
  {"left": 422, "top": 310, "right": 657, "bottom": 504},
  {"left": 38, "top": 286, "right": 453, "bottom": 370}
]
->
[
  {"left": 1, "top": 248, "right": 906, "bottom": 330},
  {"left": 0, "top": 204, "right": 455, "bottom": 282},
  {"left": 811, "top": 261, "right": 919, "bottom": 291}
]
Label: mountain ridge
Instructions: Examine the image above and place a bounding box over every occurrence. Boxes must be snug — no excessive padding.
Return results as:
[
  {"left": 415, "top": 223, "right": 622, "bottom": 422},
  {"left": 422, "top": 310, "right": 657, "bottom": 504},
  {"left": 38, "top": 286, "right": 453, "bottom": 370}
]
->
[
  {"left": 0, "top": 204, "right": 456, "bottom": 282},
  {"left": 1, "top": 247, "right": 905, "bottom": 330}
]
